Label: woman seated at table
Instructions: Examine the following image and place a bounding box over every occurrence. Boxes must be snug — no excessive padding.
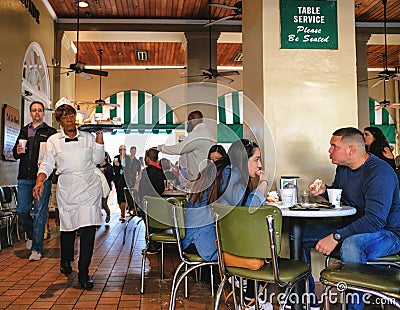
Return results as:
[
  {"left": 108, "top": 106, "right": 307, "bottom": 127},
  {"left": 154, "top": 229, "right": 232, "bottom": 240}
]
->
[
  {"left": 207, "top": 144, "right": 227, "bottom": 162},
  {"left": 182, "top": 139, "right": 270, "bottom": 307}
]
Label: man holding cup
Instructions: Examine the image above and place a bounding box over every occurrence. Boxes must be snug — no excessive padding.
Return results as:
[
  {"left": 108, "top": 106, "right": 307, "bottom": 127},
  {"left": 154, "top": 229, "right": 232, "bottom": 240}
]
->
[
  {"left": 12, "top": 101, "right": 57, "bottom": 261},
  {"left": 301, "top": 127, "right": 400, "bottom": 310}
]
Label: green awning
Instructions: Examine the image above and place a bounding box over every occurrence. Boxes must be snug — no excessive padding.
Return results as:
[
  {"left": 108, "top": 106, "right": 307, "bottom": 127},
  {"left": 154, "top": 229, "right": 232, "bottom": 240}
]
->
[
  {"left": 217, "top": 91, "right": 243, "bottom": 143},
  {"left": 369, "top": 97, "right": 396, "bottom": 143}
]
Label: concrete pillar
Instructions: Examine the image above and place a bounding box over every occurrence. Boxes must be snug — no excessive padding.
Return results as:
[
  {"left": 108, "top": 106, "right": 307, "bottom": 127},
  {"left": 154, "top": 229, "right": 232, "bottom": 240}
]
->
[{"left": 356, "top": 32, "right": 372, "bottom": 129}]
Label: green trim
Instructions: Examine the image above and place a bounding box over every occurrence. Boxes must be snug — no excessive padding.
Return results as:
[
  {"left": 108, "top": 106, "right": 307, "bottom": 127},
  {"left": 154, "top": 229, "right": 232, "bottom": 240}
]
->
[
  {"left": 218, "top": 95, "right": 226, "bottom": 123},
  {"left": 217, "top": 124, "right": 243, "bottom": 143},
  {"left": 110, "top": 94, "right": 117, "bottom": 119},
  {"left": 232, "top": 91, "right": 240, "bottom": 124},
  {"left": 124, "top": 91, "right": 131, "bottom": 125},
  {"left": 152, "top": 95, "right": 159, "bottom": 125},
  {"left": 138, "top": 90, "right": 145, "bottom": 125}
]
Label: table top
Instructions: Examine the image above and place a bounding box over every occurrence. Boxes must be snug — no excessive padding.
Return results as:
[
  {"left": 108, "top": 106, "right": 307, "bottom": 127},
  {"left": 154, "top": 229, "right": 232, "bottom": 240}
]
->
[
  {"left": 161, "top": 189, "right": 187, "bottom": 197},
  {"left": 269, "top": 202, "right": 356, "bottom": 218}
]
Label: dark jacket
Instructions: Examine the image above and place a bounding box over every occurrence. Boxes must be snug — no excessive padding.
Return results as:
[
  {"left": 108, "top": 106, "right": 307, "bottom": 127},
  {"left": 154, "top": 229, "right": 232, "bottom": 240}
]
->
[
  {"left": 12, "top": 122, "right": 57, "bottom": 180},
  {"left": 138, "top": 165, "right": 166, "bottom": 201}
]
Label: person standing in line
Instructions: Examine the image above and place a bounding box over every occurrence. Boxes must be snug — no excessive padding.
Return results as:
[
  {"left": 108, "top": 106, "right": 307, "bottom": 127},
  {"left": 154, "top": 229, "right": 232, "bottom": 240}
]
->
[
  {"left": 125, "top": 146, "right": 142, "bottom": 188},
  {"left": 12, "top": 101, "right": 57, "bottom": 261},
  {"left": 97, "top": 152, "right": 113, "bottom": 224},
  {"left": 157, "top": 110, "right": 216, "bottom": 188},
  {"left": 113, "top": 145, "right": 128, "bottom": 222},
  {"left": 33, "top": 103, "right": 107, "bottom": 289}
]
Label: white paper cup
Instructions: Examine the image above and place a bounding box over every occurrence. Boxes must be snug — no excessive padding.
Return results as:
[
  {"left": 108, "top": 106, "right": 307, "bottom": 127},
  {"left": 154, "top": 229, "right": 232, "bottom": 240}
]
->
[
  {"left": 280, "top": 188, "right": 296, "bottom": 206},
  {"left": 327, "top": 189, "right": 342, "bottom": 208},
  {"left": 19, "top": 139, "right": 27, "bottom": 153}
]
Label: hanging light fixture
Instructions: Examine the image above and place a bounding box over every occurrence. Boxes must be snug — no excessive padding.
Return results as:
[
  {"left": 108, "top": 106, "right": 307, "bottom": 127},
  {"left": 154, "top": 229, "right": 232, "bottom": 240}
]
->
[{"left": 78, "top": 1, "right": 89, "bottom": 8}]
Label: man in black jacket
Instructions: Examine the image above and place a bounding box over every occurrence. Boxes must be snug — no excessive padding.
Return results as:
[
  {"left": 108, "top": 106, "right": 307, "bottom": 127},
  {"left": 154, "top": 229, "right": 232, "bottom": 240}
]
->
[
  {"left": 138, "top": 148, "right": 166, "bottom": 253},
  {"left": 12, "top": 101, "right": 57, "bottom": 261}
]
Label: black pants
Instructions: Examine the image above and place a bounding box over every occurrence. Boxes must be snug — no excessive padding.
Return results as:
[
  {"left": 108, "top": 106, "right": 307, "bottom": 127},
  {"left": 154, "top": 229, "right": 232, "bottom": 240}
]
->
[{"left": 60, "top": 225, "right": 96, "bottom": 281}]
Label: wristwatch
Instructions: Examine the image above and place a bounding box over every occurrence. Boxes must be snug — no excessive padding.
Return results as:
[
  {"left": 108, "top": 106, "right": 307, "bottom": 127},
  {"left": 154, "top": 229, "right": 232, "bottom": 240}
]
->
[{"left": 333, "top": 231, "right": 342, "bottom": 242}]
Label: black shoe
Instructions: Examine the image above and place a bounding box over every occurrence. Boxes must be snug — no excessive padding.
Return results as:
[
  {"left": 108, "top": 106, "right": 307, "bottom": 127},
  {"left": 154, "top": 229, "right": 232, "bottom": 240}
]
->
[
  {"left": 146, "top": 243, "right": 161, "bottom": 254},
  {"left": 60, "top": 261, "right": 72, "bottom": 275},
  {"left": 79, "top": 276, "right": 94, "bottom": 289}
]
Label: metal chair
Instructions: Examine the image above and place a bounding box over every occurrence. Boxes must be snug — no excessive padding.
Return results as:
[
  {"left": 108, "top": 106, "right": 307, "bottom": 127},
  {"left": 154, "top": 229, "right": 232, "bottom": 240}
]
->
[
  {"left": 320, "top": 262, "right": 400, "bottom": 309},
  {"left": 123, "top": 187, "right": 143, "bottom": 245},
  {"left": 168, "top": 200, "right": 218, "bottom": 310},
  {"left": 213, "top": 204, "right": 311, "bottom": 310},
  {"left": 140, "top": 195, "right": 177, "bottom": 294},
  {"left": 325, "top": 247, "right": 400, "bottom": 268},
  {"left": 0, "top": 186, "right": 15, "bottom": 247}
]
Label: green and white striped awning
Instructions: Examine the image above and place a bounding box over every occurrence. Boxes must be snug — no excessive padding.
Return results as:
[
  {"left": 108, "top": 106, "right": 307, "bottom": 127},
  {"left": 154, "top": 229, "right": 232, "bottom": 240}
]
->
[
  {"left": 217, "top": 91, "right": 243, "bottom": 142},
  {"left": 98, "top": 90, "right": 180, "bottom": 134},
  {"left": 369, "top": 97, "right": 396, "bottom": 144}
]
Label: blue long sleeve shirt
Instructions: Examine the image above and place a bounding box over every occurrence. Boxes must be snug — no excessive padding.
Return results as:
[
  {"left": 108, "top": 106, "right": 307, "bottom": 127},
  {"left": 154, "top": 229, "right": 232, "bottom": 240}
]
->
[
  {"left": 327, "top": 154, "right": 400, "bottom": 240},
  {"left": 182, "top": 165, "right": 266, "bottom": 261}
]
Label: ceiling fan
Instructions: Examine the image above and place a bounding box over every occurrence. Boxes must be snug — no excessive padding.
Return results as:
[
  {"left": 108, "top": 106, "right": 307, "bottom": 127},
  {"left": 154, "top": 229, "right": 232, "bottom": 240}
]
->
[
  {"left": 359, "top": 0, "right": 400, "bottom": 87},
  {"left": 365, "top": 0, "right": 400, "bottom": 111},
  {"left": 74, "top": 49, "right": 119, "bottom": 108},
  {"left": 184, "top": 1, "right": 240, "bottom": 84},
  {"left": 204, "top": 1, "right": 242, "bottom": 27},
  {"left": 49, "top": 3, "right": 108, "bottom": 80}
]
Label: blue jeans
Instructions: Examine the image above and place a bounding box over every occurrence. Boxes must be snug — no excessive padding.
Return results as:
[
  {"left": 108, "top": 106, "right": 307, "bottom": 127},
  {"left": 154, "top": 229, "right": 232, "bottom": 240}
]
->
[
  {"left": 17, "top": 179, "right": 52, "bottom": 254},
  {"left": 301, "top": 220, "right": 400, "bottom": 310}
]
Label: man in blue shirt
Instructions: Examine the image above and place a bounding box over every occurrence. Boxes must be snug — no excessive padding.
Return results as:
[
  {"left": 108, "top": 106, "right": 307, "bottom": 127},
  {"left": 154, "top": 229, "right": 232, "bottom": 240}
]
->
[{"left": 303, "top": 127, "right": 400, "bottom": 310}]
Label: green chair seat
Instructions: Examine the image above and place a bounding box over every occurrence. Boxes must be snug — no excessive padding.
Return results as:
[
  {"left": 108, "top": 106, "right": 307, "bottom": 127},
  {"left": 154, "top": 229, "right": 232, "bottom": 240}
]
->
[
  {"left": 183, "top": 252, "right": 209, "bottom": 263},
  {"left": 370, "top": 253, "right": 400, "bottom": 263},
  {"left": 320, "top": 262, "right": 400, "bottom": 294},
  {"left": 150, "top": 231, "right": 176, "bottom": 243},
  {"left": 226, "top": 258, "right": 310, "bottom": 283}
]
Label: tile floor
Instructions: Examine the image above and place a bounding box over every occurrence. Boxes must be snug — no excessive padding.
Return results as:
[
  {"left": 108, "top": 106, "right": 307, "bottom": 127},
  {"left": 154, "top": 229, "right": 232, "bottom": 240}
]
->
[{"left": 0, "top": 201, "right": 396, "bottom": 310}]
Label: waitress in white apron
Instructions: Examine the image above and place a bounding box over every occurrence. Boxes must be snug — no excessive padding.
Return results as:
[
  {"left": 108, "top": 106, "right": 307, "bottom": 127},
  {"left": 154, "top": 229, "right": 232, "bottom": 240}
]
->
[{"left": 33, "top": 103, "right": 108, "bottom": 289}]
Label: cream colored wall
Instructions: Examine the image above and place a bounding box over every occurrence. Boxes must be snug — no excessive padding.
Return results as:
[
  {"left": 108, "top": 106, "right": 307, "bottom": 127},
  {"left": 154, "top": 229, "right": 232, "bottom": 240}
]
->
[
  {"left": 0, "top": 0, "right": 55, "bottom": 185},
  {"left": 260, "top": 0, "right": 358, "bottom": 190}
]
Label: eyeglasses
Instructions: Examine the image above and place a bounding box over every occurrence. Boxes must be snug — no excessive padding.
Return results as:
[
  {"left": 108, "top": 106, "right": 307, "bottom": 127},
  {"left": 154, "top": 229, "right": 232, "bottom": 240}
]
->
[
  {"left": 31, "top": 108, "right": 43, "bottom": 113},
  {"left": 119, "top": 148, "right": 126, "bottom": 151},
  {"left": 245, "top": 140, "right": 255, "bottom": 147}
]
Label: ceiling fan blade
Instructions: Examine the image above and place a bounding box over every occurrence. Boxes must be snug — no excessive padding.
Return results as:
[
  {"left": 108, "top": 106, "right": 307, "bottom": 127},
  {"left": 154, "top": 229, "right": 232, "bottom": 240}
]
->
[
  {"left": 204, "top": 15, "right": 234, "bottom": 27},
  {"left": 103, "top": 103, "right": 120, "bottom": 108},
  {"left": 209, "top": 3, "right": 236, "bottom": 10},
  {"left": 375, "top": 105, "right": 384, "bottom": 111},
  {"left": 78, "top": 72, "right": 93, "bottom": 80},
  {"left": 218, "top": 70, "right": 240, "bottom": 76},
  {"left": 82, "top": 68, "right": 109, "bottom": 77},
  {"left": 201, "top": 69, "right": 213, "bottom": 75},
  {"left": 216, "top": 75, "right": 234, "bottom": 84},
  {"left": 371, "top": 79, "right": 384, "bottom": 88}
]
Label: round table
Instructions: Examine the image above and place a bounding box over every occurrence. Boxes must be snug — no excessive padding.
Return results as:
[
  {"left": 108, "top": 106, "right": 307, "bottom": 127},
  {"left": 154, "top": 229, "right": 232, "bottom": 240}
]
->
[{"left": 270, "top": 202, "right": 356, "bottom": 310}]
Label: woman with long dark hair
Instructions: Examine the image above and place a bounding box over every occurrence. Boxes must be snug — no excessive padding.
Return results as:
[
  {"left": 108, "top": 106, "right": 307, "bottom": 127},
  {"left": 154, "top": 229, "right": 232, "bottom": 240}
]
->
[
  {"left": 207, "top": 144, "right": 227, "bottom": 162},
  {"left": 363, "top": 126, "right": 395, "bottom": 170}
]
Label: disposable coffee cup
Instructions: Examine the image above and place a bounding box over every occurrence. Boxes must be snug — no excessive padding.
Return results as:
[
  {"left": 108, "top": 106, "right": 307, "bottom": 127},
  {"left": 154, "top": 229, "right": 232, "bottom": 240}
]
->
[
  {"left": 19, "top": 139, "right": 27, "bottom": 153},
  {"left": 280, "top": 188, "right": 296, "bottom": 206},
  {"left": 327, "top": 189, "right": 342, "bottom": 208}
]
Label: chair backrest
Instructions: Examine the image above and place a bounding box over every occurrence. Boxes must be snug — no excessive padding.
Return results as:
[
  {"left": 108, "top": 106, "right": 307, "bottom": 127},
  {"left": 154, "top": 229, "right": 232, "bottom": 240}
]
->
[
  {"left": 142, "top": 195, "right": 175, "bottom": 230},
  {"left": 213, "top": 203, "right": 282, "bottom": 259},
  {"left": 0, "top": 186, "right": 13, "bottom": 211},
  {"left": 124, "top": 187, "right": 141, "bottom": 215}
]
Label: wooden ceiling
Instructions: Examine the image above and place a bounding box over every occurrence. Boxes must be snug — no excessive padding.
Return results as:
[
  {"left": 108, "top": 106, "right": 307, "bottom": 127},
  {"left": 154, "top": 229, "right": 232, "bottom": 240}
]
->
[{"left": 47, "top": 0, "right": 400, "bottom": 68}]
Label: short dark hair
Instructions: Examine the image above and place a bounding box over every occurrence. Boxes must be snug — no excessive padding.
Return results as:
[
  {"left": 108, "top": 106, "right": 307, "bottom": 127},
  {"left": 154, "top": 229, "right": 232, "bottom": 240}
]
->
[
  {"left": 188, "top": 110, "right": 203, "bottom": 121},
  {"left": 332, "top": 127, "right": 365, "bottom": 146},
  {"left": 30, "top": 101, "right": 45, "bottom": 111},
  {"left": 55, "top": 104, "right": 76, "bottom": 122},
  {"left": 145, "top": 148, "right": 159, "bottom": 162},
  {"left": 130, "top": 146, "right": 137, "bottom": 151}
]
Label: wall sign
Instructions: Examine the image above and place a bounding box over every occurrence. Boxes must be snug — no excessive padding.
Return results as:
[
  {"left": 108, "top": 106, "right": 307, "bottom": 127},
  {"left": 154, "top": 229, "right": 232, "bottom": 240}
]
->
[
  {"left": 2, "top": 105, "right": 20, "bottom": 161},
  {"left": 280, "top": 0, "right": 338, "bottom": 49}
]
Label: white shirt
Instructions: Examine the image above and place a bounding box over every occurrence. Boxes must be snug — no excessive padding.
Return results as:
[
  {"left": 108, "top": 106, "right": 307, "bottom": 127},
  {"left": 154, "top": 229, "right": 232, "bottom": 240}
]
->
[
  {"left": 158, "top": 123, "right": 216, "bottom": 181},
  {"left": 38, "top": 130, "right": 104, "bottom": 231}
]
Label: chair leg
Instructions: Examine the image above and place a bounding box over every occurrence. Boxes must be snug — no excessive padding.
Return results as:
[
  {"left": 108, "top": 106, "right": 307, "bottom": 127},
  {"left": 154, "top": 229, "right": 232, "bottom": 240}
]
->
[
  {"left": 214, "top": 275, "right": 227, "bottom": 310},
  {"left": 254, "top": 280, "right": 259, "bottom": 309},
  {"left": 161, "top": 242, "right": 164, "bottom": 279},
  {"left": 168, "top": 261, "right": 186, "bottom": 310},
  {"left": 129, "top": 218, "right": 143, "bottom": 258},
  {"left": 140, "top": 243, "right": 148, "bottom": 294},
  {"left": 210, "top": 265, "right": 214, "bottom": 296},
  {"left": 184, "top": 264, "right": 188, "bottom": 298}
]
